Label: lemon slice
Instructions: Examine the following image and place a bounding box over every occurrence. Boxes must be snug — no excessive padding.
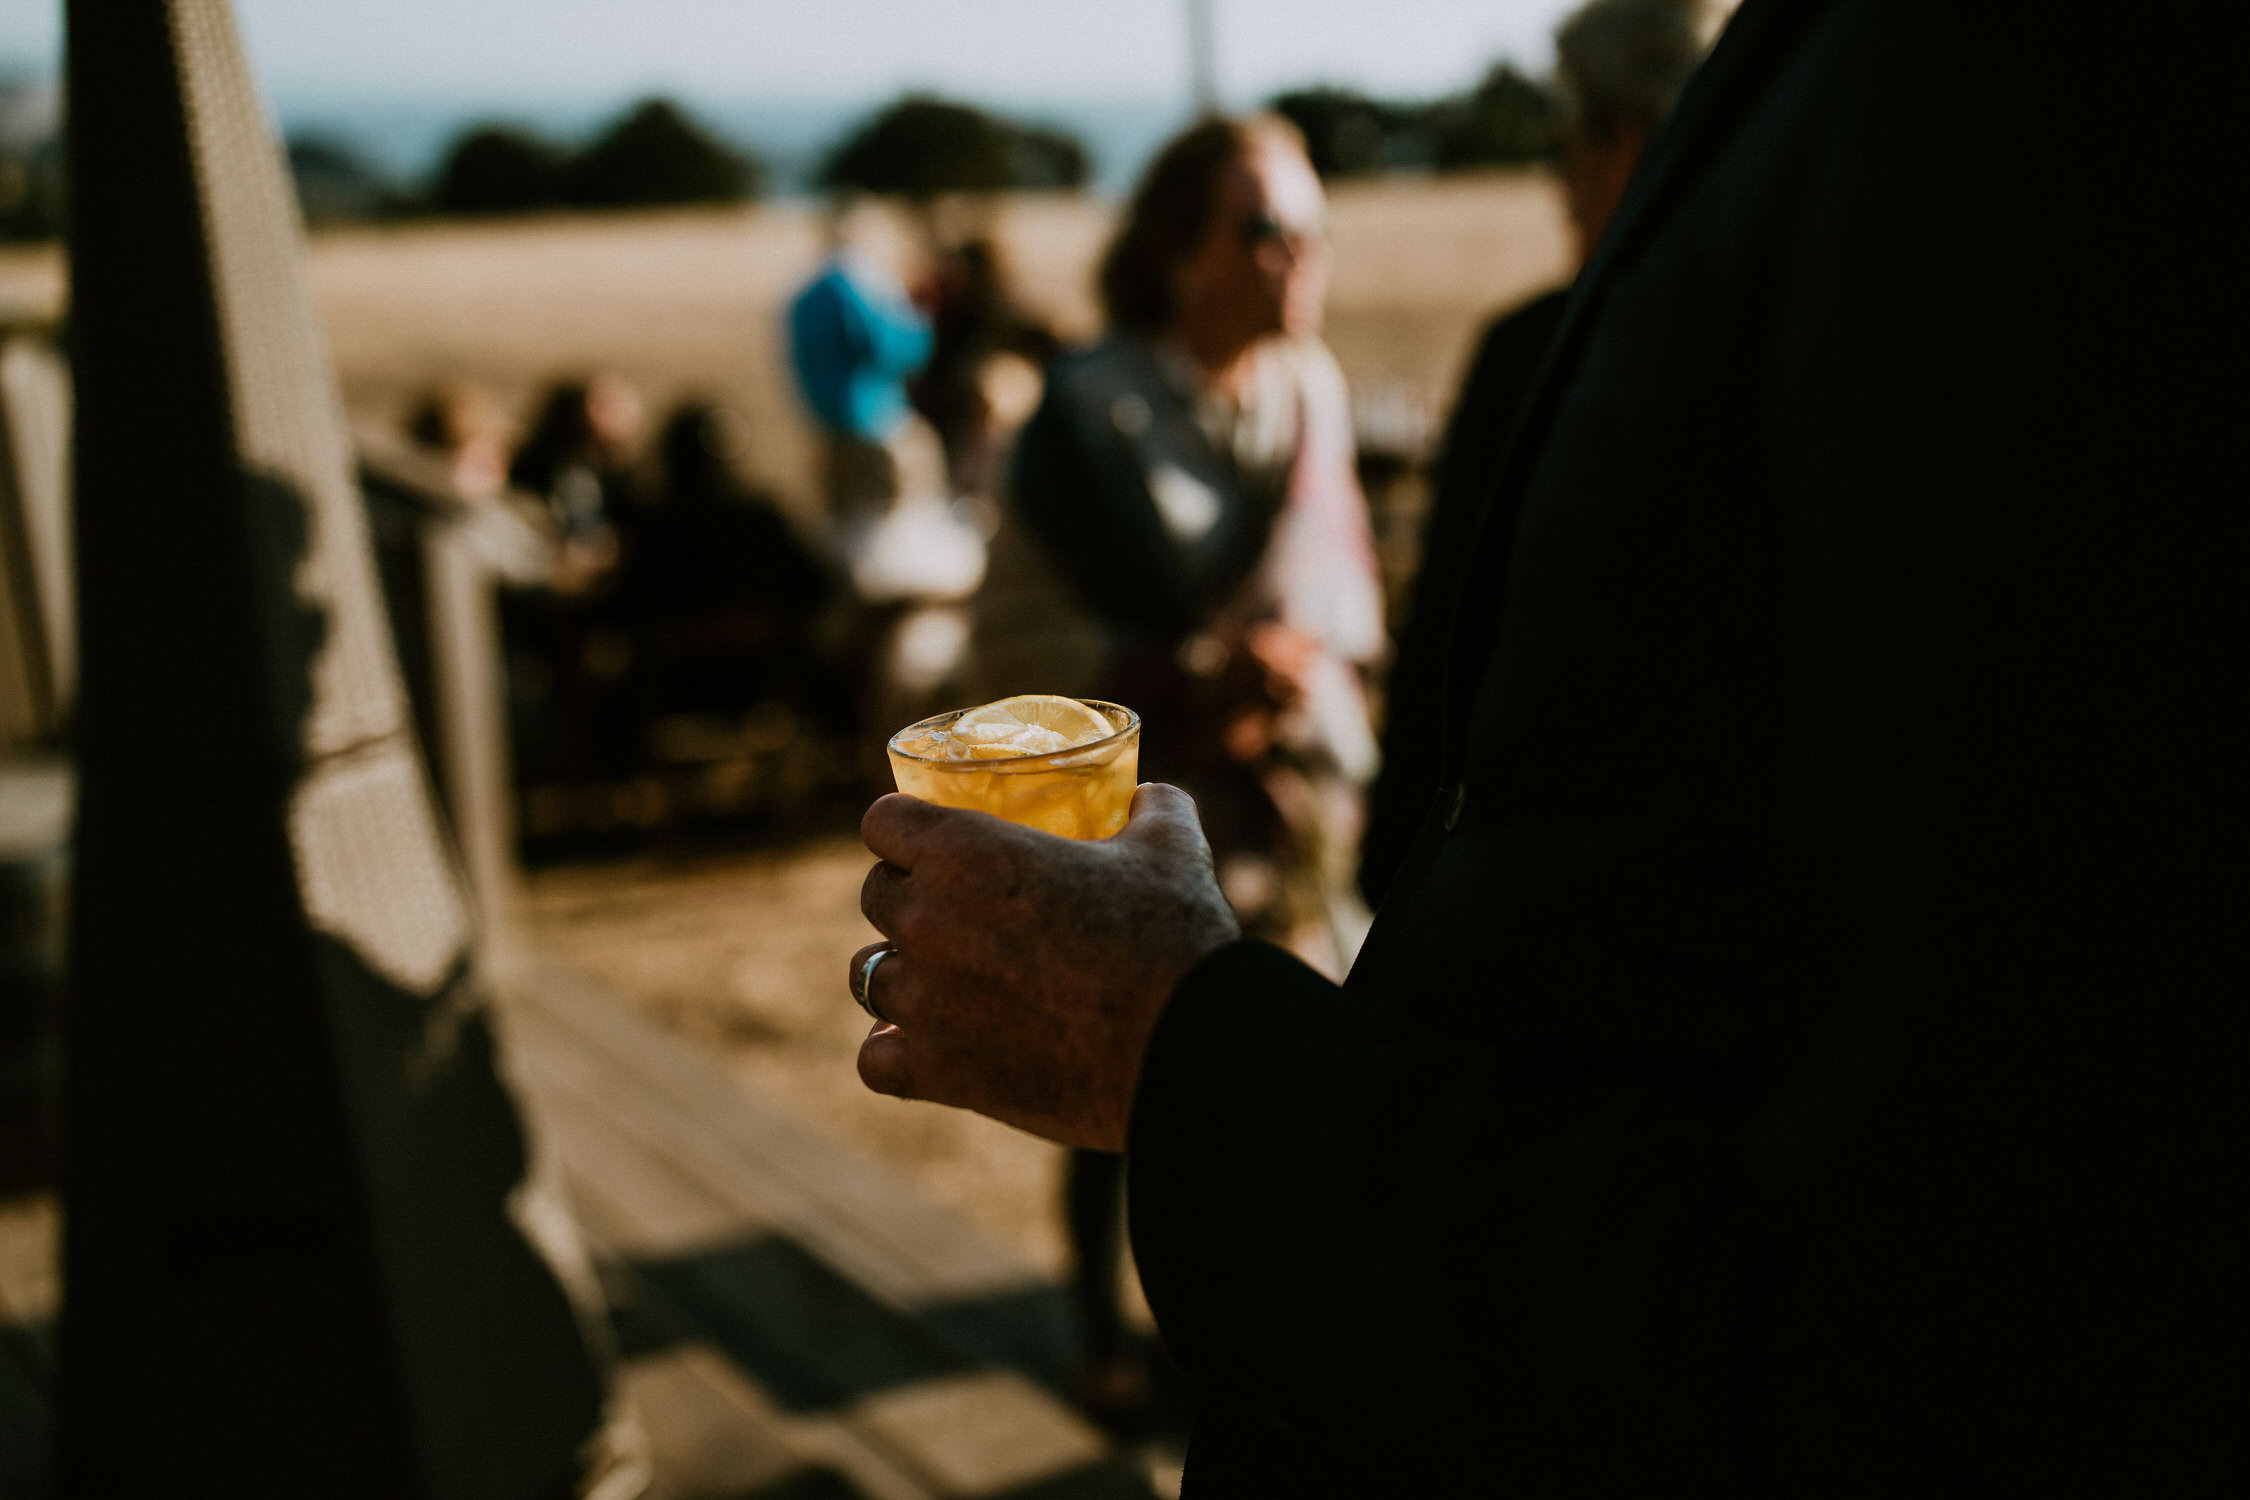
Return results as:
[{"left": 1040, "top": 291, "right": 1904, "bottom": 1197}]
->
[{"left": 952, "top": 694, "right": 1113, "bottom": 753}]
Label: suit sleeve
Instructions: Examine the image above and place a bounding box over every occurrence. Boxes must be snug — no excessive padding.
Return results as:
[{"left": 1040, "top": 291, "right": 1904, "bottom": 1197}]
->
[
  {"left": 1127, "top": 938, "right": 1760, "bottom": 1488},
  {"left": 1129, "top": 3, "right": 2244, "bottom": 1488}
]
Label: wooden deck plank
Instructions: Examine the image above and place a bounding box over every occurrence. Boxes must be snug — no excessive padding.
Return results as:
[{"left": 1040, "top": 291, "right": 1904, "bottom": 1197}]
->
[
  {"left": 0, "top": 1195, "right": 56, "bottom": 1334},
  {"left": 527, "top": 1077, "right": 773, "bottom": 1257},
  {"left": 497, "top": 957, "right": 1044, "bottom": 1308},
  {"left": 492, "top": 959, "right": 1169, "bottom": 1497},
  {"left": 0, "top": 1194, "right": 54, "bottom": 1496}
]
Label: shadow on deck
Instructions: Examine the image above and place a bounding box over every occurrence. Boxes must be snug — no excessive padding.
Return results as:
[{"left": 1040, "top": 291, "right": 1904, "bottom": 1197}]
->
[
  {"left": 496, "top": 957, "right": 1175, "bottom": 1500},
  {"left": 0, "top": 953, "right": 1179, "bottom": 1500}
]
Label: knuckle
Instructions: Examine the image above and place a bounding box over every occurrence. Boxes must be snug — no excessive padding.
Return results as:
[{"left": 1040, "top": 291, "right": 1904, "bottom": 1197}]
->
[
  {"left": 886, "top": 900, "right": 937, "bottom": 951},
  {"left": 860, "top": 860, "right": 902, "bottom": 920},
  {"left": 857, "top": 1038, "right": 915, "bottom": 1100},
  {"left": 871, "top": 957, "right": 916, "bottom": 1025},
  {"left": 862, "top": 794, "right": 922, "bottom": 860}
]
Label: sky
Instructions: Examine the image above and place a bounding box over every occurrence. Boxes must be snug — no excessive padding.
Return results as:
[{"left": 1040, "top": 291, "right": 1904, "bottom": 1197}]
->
[
  {"left": 0, "top": 1, "right": 1580, "bottom": 185},
  {"left": 0, "top": 1, "right": 1574, "bottom": 105}
]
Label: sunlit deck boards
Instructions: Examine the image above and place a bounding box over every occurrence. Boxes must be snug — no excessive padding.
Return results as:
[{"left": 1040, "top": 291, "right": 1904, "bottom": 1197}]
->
[
  {"left": 0, "top": 954, "right": 1167, "bottom": 1498},
  {"left": 496, "top": 958, "right": 1160, "bottom": 1500},
  {"left": 0, "top": 1192, "right": 55, "bottom": 1494}
]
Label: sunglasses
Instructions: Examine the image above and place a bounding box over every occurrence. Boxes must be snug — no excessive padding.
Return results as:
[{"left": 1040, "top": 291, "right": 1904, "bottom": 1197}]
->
[{"left": 1236, "top": 211, "right": 1323, "bottom": 250}]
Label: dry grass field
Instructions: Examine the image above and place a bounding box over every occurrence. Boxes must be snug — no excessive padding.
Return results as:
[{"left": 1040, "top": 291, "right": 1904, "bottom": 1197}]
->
[
  {"left": 0, "top": 173, "right": 1571, "bottom": 1270},
  {"left": 1, "top": 171, "right": 1569, "bottom": 521}
]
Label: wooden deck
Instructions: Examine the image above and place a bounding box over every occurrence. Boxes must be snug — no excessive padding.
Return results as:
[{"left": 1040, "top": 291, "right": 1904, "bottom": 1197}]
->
[
  {"left": 0, "top": 957, "right": 1176, "bottom": 1500},
  {"left": 0, "top": 1192, "right": 55, "bottom": 1495},
  {"left": 503, "top": 955, "right": 1168, "bottom": 1500}
]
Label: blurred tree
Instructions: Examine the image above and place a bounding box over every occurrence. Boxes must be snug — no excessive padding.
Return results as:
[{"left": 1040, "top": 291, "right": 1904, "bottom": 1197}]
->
[
  {"left": 431, "top": 124, "right": 571, "bottom": 213},
  {"left": 1428, "top": 63, "right": 1559, "bottom": 169},
  {"left": 1270, "top": 64, "right": 1559, "bottom": 180},
  {"left": 1270, "top": 87, "right": 1409, "bottom": 177},
  {"left": 568, "top": 98, "right": 763, "bottom": 207},
  {"left": 287, "top": 135, "right": 412, "bottom": 223},
  {"left": 0, "top": 139, "right": 64, "bottom": 241},
  {"left": 1006, "top": 120, "right": 1092, "bottom": 192},
  {"left": 818, "top": 95, "right": 1091, "bottom": 197},
  {"left": 0, "top": 76, "right": 63, "bottom": 241}
]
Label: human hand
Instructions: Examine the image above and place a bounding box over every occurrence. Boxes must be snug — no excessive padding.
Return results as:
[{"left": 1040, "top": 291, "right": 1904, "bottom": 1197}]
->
[
  {"left": 849, "top": 784, "right": 1241, "bottom": 1151},
  {"left": 1245, "top": 620, "right": 1322, "bottom": 692},
  {"left": 1221, "top": 622, "right": 1324, "bottom": 763}
]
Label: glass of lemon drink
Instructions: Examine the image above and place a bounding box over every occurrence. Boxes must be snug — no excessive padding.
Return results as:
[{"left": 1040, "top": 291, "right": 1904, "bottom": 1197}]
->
[{"left": 887, "top": 695, "right": 1141, "bottom": 839}]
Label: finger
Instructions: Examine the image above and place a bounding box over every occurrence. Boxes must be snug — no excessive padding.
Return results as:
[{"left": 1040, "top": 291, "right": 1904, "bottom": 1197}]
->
[
  {"left": 1118, "top": 782, "right": 1212, "bottom": 860},
  {"left": 861, "top": 792, "right": 976, "bottom": 870},
  {"left": 847, "top": 941, "right": 891, "bottom": 1003},
  {"left": 859, "top": 944, "right": 925, "bottom": 1028},
  {"left": 861, "top": 859, "right": 913, "bottom": 936},
  {"left": 857, "top": 1023, "right": 918, "bottom": 1100}
]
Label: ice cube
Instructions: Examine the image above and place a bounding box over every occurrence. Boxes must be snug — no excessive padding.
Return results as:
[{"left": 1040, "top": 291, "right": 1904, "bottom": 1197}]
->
[
  {"left": 955, "top": 719, "right": 1019, "bottom": 745},
  {"left": 1010, "top": 725, "right": 1070, "bottom": 755}
]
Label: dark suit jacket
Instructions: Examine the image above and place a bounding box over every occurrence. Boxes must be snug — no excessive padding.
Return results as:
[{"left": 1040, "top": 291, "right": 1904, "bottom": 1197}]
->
[
  {"left": 1008, "top": 334, "right": 1287, "bottom": 647},
  {"left": 1361, "top": 288, "right": 1571, "bottom": 908},
  {"left": 1127, "top": 1, "right": 2244, "bottom": 1492}
]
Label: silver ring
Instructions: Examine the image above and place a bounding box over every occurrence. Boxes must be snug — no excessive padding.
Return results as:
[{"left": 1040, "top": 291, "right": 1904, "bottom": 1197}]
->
[{"left": 855, "top": 945, "right": 896, "bottom": 1024}]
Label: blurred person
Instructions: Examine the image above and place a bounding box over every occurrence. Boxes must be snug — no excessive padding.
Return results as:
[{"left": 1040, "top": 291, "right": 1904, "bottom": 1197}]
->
[
  {"left": 909, "top": 234, "right": 1061, "bottom": 499},
  {"left": 402, "top": 379, "right": 555, "bottom": 584},
  {"left": 405, "top": 380, "right": 514, "bottom": 503},
  {"left": 621, "top": 401, "right": 845, "bottom": 725},
  {"left": 988, "top": 113, "right": 1383, "bottom": 942},
  {"left": 644, "top": 403, "right": 834, "bottom": 622},
  {"left": 503, "top": 374, "right": 649, "bottom": 795},
  {"left": 977, "top": 113, "right": 1384, "bottom": 1422},
  {"left": 791, "top": 200, "right": 987, "bottom": 736},
  {"left": 1361, "top": 0, "right": 1722, "bottom": 906},
  {"left": 508, "top": 372, "right": 646, "bottom": 593},
  {"left": 844, "top": 0, "right": 2241, "bottom": 1493},
  {"left": 787, "top": 197, "right": 943, "bottom": 532}
]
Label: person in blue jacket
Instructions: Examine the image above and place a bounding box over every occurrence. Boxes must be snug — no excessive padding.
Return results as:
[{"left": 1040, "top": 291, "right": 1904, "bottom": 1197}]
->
[{"left": 786, "top": 203, "right": 937, "bottom": 531}]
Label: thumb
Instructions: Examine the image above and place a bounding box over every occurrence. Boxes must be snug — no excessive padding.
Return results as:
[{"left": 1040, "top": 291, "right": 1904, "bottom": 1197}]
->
[{"left": 1119, "top": 782, "right": 1212, "bottom": 861}]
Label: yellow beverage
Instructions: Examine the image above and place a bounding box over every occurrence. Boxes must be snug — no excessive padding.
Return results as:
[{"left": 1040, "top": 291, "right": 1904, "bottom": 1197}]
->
[{"left": 887, "top": 696, "right": 1141, "bottom": 839}]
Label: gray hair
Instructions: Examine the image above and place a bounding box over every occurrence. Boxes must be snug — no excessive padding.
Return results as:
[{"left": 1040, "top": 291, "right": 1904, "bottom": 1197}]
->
[{"left": 1555, "top": 0, "right": 1723, "bottom": 145}]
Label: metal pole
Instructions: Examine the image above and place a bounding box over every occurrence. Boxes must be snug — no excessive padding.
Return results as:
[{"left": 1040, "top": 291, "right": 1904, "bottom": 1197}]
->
[{"left": 1186, "top": 0, "right": 1221, "bottom": 115}]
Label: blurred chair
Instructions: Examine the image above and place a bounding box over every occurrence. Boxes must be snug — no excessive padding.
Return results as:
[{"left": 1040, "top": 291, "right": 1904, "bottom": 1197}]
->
[
  {"left": 0, "top": 336, "right": 72, "bottom": 749},
  {"left": 0, "top": 334, "right": 72, "bottom": 1209},
  {"left": 356, "top": 421, "right": 557, "bottom": 951},
  {"left": 61, "top": 3, "right": 629, "bottom": 1495}
]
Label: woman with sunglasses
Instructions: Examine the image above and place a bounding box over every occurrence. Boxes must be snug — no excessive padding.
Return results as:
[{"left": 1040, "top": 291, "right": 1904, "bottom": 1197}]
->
[{"left": 973, "top": 113, "right": 1384, "bottom": 1425}]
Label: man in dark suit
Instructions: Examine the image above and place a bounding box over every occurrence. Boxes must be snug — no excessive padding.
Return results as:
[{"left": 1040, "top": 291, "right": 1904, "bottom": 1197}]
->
[
  {"left": 1362, "top": 0, "right": 1715, "bottom": 907},
  {"left": 849, "top": 0, "right": 2243, "bottom": 1490}
]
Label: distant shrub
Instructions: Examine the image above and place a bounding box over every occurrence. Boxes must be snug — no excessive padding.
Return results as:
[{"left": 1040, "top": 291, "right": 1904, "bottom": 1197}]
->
[
  {"left": 1270, "top": 88, "right": 1415, "bottom": 178},
  {"left": 568, "top": 98, "right": 761, "bottom": 207},
  {"left": 818, "top": 96, "right": 1092, "bottom": 197},
  {"left": 428, "top": 99, "right": 764, "bottom": 216},
  {"left": 0, "top": 143, "right": 63, "bottom": 242},
  {"left": 1269, "top": 65, "right": 1560, "bottom": 180},
  {"left": 1428, "top": 64, "right": 1559, "bottom": 169},
  {"left": 287, "top": 136, "right": 413, "bottom": 223},
  {"left": 1005, "top": 120, "right": 1093, "bottom": 192},
  {"left": 0, "top": 78, "right": 63, "bottom": 242},
  {"left": 432, "top": 125, "right": 572, "bottom": 214}
]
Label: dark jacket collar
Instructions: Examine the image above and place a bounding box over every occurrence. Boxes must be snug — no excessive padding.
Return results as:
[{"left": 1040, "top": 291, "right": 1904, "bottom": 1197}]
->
[{"left": 1437, "top": 0, "right": 1827, "bottom": 785}]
